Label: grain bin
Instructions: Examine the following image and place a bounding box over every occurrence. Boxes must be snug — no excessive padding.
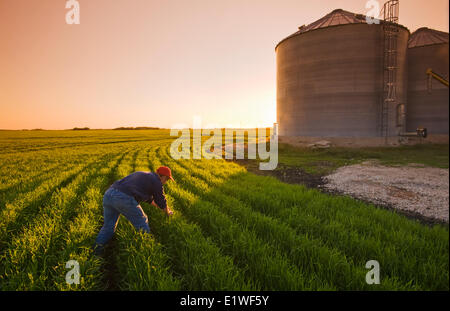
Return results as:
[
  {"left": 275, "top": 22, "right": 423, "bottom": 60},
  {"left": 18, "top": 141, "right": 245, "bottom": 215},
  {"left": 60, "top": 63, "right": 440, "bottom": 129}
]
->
[
  {"left": 275, "top": 9, "right": 409, "bottom": 137},
  {"left": 406, "top": 28, "right": 449, "bottom": 134}
]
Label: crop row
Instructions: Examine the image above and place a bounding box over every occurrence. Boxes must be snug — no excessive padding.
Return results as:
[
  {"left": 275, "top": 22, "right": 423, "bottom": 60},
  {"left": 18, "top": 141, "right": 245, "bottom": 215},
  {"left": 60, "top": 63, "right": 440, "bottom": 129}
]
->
[
  {"left": 155, "top": 146, "right": 376, "bottom": 290},
  {"left": 112, "top": 145, "right": 183, "bottom": 290},
  {"left": 120, "top": 146, "right": 257, "bottom": 290},
  {"left": 162, "top": 147, "right": 449, "bottom": 290},
  {"left": 0, "top": 144, "right": 136, "bottom": 289},
  {"left": 1, "top": 137, "right": 447, "bottom": 290}
]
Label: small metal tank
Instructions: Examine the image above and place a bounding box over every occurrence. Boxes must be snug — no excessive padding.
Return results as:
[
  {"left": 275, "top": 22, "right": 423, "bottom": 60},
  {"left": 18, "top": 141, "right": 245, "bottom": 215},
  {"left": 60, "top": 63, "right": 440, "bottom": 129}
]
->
[{"left": 406, "top": 28, "right": 449, "bottom": 134}]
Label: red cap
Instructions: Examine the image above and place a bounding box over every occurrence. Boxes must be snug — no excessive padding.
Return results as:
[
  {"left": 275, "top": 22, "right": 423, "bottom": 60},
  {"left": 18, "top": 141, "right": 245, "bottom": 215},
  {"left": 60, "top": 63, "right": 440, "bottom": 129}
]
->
[{"left": 156, "top": 166, "right": 174, "bottom": 181}]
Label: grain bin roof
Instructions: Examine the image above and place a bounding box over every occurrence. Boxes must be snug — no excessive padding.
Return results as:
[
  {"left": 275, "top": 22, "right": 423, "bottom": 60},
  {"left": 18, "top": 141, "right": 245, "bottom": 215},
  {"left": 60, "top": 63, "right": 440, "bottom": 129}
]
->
[
  {"left": 408, "top": 27, "right": 449, "bottom": 48},
  {"left": 297, "top": 9, "right": 368, "bottom": 33},
  {"left": 275, "top": 8, "right": 409, "bottom": 50}
]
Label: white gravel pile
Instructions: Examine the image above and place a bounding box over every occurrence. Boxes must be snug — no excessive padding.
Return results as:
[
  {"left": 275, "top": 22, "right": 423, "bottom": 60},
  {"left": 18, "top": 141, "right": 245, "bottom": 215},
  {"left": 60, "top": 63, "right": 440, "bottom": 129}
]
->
[{"left": 321, "top": 161, "right": 449, "bottom": 223}]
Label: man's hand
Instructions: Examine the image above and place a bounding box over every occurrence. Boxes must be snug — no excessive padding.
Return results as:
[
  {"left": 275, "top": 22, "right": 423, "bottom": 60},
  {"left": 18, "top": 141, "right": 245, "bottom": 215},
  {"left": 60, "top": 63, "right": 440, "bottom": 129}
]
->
[
  {"left": 152, "top": 200, "right": 173, "bottom": 216},
  {"left": 163, "top": 206, "right": 174, "bottom": 216}
]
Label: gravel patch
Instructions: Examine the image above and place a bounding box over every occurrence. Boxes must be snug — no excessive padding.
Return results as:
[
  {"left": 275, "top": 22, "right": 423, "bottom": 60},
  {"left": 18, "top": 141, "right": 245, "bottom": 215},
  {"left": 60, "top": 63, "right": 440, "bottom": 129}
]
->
[{"left": 321, "top": 161, "right": 449, "bottom": 223}]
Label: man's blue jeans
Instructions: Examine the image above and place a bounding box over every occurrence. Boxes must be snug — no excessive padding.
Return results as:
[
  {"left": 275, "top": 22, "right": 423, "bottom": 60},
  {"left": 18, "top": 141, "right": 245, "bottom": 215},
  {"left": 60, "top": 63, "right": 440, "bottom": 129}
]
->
[{"left": 94, "top": 187, "right": 150, "bottom": 247}]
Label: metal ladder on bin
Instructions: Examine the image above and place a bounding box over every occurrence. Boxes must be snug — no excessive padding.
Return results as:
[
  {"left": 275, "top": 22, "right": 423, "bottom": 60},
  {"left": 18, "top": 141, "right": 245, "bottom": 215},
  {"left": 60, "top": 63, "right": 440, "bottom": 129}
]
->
[{"left": 381, "top": 0, "right": 399, "bottom": 143}]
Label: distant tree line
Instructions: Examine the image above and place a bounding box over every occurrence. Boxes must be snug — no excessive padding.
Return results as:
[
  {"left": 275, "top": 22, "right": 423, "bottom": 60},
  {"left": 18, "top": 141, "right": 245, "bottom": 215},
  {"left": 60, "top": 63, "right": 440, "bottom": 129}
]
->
[
  {"left": 13, "top": 127, "right": 162, "bottom": 131},
  {"left": 113, "top": 127, "right": 160, "bottom": 130}
]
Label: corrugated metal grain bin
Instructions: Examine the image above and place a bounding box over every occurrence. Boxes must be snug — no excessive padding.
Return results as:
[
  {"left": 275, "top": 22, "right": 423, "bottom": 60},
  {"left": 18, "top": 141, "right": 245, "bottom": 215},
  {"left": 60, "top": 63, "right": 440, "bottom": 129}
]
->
[
  {"left": 275, "top": 9, "right": 409, "bottom": 137},
  {"left": 406, "top": 28, "right": 449, "bottom": 134}
]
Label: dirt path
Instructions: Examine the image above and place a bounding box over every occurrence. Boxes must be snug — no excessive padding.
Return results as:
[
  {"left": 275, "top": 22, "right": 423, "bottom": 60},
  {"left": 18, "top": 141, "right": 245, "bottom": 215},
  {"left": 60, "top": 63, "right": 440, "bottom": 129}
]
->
[
  {"left": 234, "top": 159, "right": 449, "bottom": 225},
  {"left": 321, "top": 161, "right": 449, "bottom": 224}
]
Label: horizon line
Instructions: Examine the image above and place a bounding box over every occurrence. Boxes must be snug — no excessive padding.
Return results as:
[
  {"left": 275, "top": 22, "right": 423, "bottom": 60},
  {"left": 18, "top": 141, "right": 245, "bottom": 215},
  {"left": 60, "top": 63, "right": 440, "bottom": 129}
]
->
[{"left": 0, "top": 126, "right": 276, "bottom": 131}]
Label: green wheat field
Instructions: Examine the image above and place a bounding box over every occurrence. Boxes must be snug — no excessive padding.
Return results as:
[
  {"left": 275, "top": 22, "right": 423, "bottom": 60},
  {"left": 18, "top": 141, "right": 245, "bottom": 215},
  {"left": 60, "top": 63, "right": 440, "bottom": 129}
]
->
[{"left": 0, "top": 129, "right": 448, "bottom": 290}]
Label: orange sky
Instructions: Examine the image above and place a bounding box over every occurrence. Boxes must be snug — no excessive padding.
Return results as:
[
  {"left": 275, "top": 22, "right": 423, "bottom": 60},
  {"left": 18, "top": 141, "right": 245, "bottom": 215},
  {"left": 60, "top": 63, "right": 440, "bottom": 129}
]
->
[{"left": 0, "top": 0, "right": 448, "bottom": 130}]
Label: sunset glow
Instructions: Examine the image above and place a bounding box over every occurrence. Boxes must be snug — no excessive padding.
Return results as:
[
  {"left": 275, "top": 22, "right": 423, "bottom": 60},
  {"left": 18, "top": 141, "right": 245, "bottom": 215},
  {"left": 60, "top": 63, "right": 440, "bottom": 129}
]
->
[{"left": 0, "top": 0, "right": 448, "bottom": 129}]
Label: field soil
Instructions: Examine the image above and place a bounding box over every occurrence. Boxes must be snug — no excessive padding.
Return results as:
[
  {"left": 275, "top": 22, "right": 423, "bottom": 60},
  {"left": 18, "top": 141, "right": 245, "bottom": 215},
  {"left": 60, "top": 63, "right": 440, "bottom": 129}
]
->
[{"left": 233, "top": 159, "right": 325, "bottom": 188}]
